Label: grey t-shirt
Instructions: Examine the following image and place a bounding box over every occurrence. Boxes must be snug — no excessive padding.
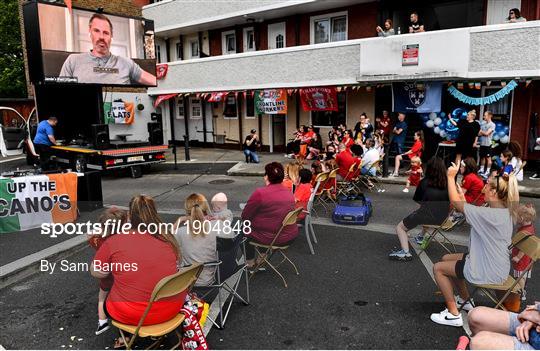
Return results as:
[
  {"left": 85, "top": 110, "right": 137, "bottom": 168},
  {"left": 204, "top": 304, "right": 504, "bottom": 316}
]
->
[
  {"left": 175, "top": 221, "right": 218, "bottom": 286},
  {"left": 59, "top": 52, "right": 142, "bottom": 85},
  {"left": 479, "top": 120, "right": 496, "bottom": 146},
  {"left": 463, "top": 203, "right": 512, "bottom": 284}
]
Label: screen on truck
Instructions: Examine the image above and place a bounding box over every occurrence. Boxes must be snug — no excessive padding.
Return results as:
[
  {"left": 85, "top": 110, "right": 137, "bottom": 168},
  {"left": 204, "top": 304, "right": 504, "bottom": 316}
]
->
[{"left": 26, "top": 1, "right": 157, "bottom": 87}]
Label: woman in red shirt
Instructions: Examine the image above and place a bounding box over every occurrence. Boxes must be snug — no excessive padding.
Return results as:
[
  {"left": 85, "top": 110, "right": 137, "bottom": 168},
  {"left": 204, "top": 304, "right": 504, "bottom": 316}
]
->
[
  {"left": 91, "top": 195, "right": 183, "bottom": 329},
  {"left": 341, "top": 130, "right": 354, "bottom": 149},
  {"left": 391, "top": 130, "right": 424, "bottom": 177},
  {"left": 460, "top": 157, "right": 485, "bottom": 205}
]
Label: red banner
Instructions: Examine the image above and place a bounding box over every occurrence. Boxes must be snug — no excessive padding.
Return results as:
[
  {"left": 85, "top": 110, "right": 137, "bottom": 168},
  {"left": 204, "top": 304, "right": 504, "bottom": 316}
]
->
[
  {"left": 300, "top": 87, "right": 338, "bottom": 112},
  {"left": 207, "top": 92, "right": 227, "bottom": 102},
  {"left": 153, "top": 93, "right": 177, "bottom": 108},
  {"left": 156, "top": 64, "right": 168, "bottom": 79}
]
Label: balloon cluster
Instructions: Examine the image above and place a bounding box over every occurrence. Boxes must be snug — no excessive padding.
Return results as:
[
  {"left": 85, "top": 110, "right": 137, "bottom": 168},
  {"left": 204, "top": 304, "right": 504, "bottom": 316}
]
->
[{"left": 421, "top": 108, "right": 509, "bottom": 144}]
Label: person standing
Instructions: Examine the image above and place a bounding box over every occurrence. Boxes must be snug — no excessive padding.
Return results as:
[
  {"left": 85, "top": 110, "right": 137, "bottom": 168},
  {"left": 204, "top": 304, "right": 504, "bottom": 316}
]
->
[
  {"left": 376, "top": 110, "right": 392, "bottom": 139},
  {"left": 390, "top": 113, "right": 408, "bottom": 156},
  {"left": 376, "top": 19, "right": 395, "bottom": 37},
  {"left": 478, "top": 111, "right": 495, "bottom": 177},
  {"left": 33, "top": 116, "right": 58, "bottom": 171},
  {"left": 448, "top": 110, "right": 480, "bottom": 167},
  {"left": 409, "top": 12, "right": 425, "bottom": 33},
  {"left": 243, "top": 129, "right": 260, "bottom": 163}
]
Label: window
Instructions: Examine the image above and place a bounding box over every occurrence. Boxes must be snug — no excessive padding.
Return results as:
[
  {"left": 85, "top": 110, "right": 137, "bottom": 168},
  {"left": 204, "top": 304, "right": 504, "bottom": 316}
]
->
[
  {"left": 275, "top": 34, "right": 284, "bottom": 49},
  {"left": 223, "top": 94, "right": 238, "bottom": 118},
  {"left": 190, "top": 98, "right": 202, "bottom": 119},
  {"left": 311, "top": 92, "right": 346, "bottom": 127},
  {"left": 243, "top": 28, "right": 255, "bottom": 52},
  {"left": 176, "top": 97, "right": 184, "bottom": 119},
  {"left": 175, "top": 42, "right": 182, "bottom": 60},
  {"left": 222, "top": 30, "right": 236, "bottom": 55},
  {"left": 245, "top": 92, "right": 255, "bottom": 119},
  {"left": 190, "top": 40, "right": 199, "bottom": 58},
  {"left": 156, "top": 45, "right": 162, "bottom": 63},
  {"left": 311, "top": 12, "right": 347, "bottom": 44}
]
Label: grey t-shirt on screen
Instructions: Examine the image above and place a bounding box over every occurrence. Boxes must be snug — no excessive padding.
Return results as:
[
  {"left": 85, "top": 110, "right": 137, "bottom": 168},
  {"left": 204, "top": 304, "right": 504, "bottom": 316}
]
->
[
  {"left": 463, "top": 203, "right": 512, "bottom": 285},
  {"left": 59, "top": 52, "right": 142, "bottom": 85},
  {"left": 479, "top": 120, "right": 496, "bottom": 147}
]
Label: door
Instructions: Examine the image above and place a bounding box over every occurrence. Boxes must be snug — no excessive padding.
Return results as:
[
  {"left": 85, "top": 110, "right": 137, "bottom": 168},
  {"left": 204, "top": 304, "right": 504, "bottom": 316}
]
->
[
  {"left": 268, "top": 22, "right": 286, "bottom": 50},
  {"left": 271, "top": 115, "right": 286, "bottom": 153}
]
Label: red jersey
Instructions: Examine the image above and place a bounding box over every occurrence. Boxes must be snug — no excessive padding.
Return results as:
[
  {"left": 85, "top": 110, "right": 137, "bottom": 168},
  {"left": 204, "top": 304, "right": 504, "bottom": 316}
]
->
[
  {"left": 94, "top": 232, "right": 185, "bottom": 326},
  {"left": 335, "top": 149, "right": 360, "bottom": 180},
  {"left": 512, "top": 224, "right": 536, "bottom": 271},
  {"left": 407, "top": 140, "right": 423, "bottom": 159},
  {"left": 342, "top": 136, "right": 354, "bottom": 149},
  {"left": 462, "top": 173, "right": 485, "bottom": 205},
  {"left": 377, "top": 116, "right": 392, "bottom": 136},
  {"left": 294, "top": 182, "right": 312, "bottom": 220},
  {"left": 407, "top": 165, "right": 422, "bottom": 187}
]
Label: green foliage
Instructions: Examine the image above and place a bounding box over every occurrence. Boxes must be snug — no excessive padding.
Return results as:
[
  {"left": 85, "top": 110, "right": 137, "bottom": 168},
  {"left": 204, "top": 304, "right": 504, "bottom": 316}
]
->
[{"left": 0, "top": 0, "right": 27, "bottom": 98}]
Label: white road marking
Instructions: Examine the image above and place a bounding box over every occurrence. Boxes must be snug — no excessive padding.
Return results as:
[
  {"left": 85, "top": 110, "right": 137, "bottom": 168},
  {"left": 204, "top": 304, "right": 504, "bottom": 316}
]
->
[{"left": 0, "top": 156, "right": 25, "bottom": 164}]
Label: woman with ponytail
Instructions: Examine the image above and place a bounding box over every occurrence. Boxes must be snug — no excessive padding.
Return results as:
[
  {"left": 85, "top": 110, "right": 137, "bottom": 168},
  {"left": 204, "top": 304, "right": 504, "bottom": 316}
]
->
[
  {"left": 174, "top": 193, "right": 219, "bottom": 286},
  {"left": 91, "top": 195, "right": 185, "bottom": 329},
  {"left": 430, "top": 164, "right": 519, "bottom": 327}
]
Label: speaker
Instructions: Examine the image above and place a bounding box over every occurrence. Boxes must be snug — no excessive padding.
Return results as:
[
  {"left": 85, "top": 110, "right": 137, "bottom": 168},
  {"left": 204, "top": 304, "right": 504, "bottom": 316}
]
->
[
  {"left": 91, "top": 124, "right": 110, "bottom": 150},
  {"left": 150, "top": 112, "right": 162, "bottom": 124},
  {"left": 147, "top": 122, "right": 163, "bottom": 145},
  {"left": 77, "top": 171, "right": 103, "bottom": 211}
]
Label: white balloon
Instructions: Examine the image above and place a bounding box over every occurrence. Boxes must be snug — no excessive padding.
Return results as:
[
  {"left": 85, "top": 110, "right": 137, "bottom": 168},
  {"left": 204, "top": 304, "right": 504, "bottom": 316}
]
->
[
  {"left": 501, "top": 135, "right": 509, "bottom": 144},
  {"left": 434, "top": 117, "right": 442, "bottom": 126},
  {"left": 426, "top": 120, "right": 434, "bottom": 128},
  {"left": 439, "top": 131, "right": 447, "bottom": 138},
  {"left": 429, "top": 112, "right": 437, "bottom": 120},
  {"left": 434, "top": 127, "right": 441, "bottom": 134},
  {"left": 493, "top": 134, "right": 500, "bottom": 141}
]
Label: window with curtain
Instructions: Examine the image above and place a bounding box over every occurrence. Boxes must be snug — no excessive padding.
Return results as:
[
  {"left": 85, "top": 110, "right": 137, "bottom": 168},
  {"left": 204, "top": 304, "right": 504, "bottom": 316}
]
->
[
  {"left": 313, "top": 13, "right": 347, "bottom": 44},
  {"left": 223, "top": 94, "right": 238, "bottom": 118}
]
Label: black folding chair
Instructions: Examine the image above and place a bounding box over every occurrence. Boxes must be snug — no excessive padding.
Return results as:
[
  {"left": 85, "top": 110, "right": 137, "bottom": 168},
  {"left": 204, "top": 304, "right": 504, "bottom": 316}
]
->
[{"left": 197, "top": 233, "right": 250, "bottom": 329}]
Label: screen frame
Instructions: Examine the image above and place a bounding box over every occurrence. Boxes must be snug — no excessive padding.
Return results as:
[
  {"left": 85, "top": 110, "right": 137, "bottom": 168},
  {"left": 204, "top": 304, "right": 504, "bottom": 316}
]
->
[{"left": 23, "top": 0, "right": 157, "bottom": 88}]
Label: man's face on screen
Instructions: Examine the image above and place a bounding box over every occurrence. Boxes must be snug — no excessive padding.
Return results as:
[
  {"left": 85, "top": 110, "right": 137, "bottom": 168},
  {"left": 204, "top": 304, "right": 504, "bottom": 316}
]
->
[{"left": 89, "top": 18, "right": 112, "bottom": 56}]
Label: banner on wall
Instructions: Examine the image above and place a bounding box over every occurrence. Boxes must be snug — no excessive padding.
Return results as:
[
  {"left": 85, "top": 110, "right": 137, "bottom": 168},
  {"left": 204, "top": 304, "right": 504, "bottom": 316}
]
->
[
  {"left": 104, "top": 100, "right": 135, "bottom": 124},
  {"left": 392, "top": 82, "right": 442, "bottom": 113},
  {"left": 207, "top": 92, "right": 227, "bottom": 102},
  {"left": 254, "top": 89, "right": 288, "bottom": 114},
  {"left": 0, "top": 173, "right": 78, "bottom": 234},
  {"left": 153, "top": 93, "right": 178, "bottom": 108},
  {"left": 299, "top": 87, "right": 338, "bottom": 112},
  {"left": 156, "top": 64, "right": 168, "bottom": 79}
]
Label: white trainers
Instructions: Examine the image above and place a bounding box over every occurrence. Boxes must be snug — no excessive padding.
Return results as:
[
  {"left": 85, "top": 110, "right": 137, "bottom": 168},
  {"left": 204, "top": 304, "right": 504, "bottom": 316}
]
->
[
  {"left": 402, "top": 188, "right": 409, "bottom": 193},
  {"left": 456, "top": 296, "right": 475, "bottom": 312},
  {"left": 430, "top": 308, "right": 463, "bottom": 327}
]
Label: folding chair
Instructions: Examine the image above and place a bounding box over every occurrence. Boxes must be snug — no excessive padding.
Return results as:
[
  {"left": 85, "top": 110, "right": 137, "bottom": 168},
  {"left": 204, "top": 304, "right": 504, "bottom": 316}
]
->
[
  {"left": 250, "top": 207, "right": 303, "bottom": 288},
  {"left": 197, "top": 233, "right": 250, "bottom": 329},
  {"left": 298, "top": 179, "right": 321, "bottom": 255},
  {"left": 417, "top": 216, "right": 458, "bottom": 255},
  {"left": 460, "top": 232, "right": 540, "bottom": 311},
  {"left": 111, "top": 263, "right": 203, "bottom": 350},
  {"left": 336, "top": 163, "right": 358, "bottom": 198},
  {"left": 319, "top": 169, "right": 338, "bottom": 206},
  {"left": 312, "top": 171, "right": 330, "bottom": 215},
  {"left": 357, "top": 160, "right": 381, "bottom": 192}
]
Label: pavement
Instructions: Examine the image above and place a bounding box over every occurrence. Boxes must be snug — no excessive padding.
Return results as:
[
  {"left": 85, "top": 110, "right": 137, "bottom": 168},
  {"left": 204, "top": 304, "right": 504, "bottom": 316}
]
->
[{"left": 1, "top": 147, "right": 540, "bottom": 349}]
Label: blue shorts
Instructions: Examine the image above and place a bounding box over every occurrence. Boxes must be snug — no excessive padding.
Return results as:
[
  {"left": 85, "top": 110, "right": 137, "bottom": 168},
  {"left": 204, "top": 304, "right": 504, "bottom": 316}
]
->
[{"left": 509, "top": 312, "right": 537, "bottom": 350}]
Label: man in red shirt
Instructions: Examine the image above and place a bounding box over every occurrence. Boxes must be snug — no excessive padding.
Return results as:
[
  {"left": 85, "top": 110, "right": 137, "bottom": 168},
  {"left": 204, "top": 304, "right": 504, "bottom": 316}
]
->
[
  {"left": 335, "top": 143, "right": 361, "bottom": 181},
  {"left": 376, "top": 110, "right": 392, "bottom": 138}
]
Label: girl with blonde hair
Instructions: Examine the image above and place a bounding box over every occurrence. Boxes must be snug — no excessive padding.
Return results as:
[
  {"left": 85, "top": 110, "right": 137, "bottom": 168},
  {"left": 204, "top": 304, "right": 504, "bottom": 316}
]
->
[
  {"left": 430, "top": 164, "right": 520, "bottom": 327},
  {"left": 174, "top": 193, "right": 218, "bottom": 286}
]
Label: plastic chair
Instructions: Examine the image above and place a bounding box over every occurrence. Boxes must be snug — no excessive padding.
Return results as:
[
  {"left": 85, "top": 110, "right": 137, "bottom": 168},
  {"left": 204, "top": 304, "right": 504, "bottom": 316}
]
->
[
  {"left": 111, "top": 264, "right": 203, "bottom": 350},
  {"left": 298, "top": 179, "right": 321, "bottom": 254}
]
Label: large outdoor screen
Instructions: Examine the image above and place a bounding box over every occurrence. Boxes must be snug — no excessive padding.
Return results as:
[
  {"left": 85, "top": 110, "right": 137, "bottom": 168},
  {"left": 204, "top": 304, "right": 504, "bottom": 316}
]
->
[{"left": 23, "top": 1, "right": 157, "bottom": 87}]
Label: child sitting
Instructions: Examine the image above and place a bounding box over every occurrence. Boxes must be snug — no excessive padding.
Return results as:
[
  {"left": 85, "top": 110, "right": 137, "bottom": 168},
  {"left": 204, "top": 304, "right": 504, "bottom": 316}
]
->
[
  {"left": 295, "top": 168, "right": 313, "bottom": 221},
  {"left": 310, "top": 160, "right": 324, "bottom": 186},
  {"left": 489, "top": 149, "right": 514, "bottom": 179},
  {"left": 88, "top": 207, "right": 128, "bottom": 335},
  {"left": 510, "top": 204, "right": 537, "bottom": 304},
  {"left": 403, "top": 156, "right": 422, "bottom": 193},
  {"left": 283, "top": 161, "right": 302, "bottom": 192},
  {"left": 210, "top": 192, "right": 235, "bottom": 238}
]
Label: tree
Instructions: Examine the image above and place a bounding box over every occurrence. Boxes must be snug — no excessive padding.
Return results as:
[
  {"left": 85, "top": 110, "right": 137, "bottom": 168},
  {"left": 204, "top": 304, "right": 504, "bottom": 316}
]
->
[{"left": 0, "top": 0, "right": 27, "bottom": 98}]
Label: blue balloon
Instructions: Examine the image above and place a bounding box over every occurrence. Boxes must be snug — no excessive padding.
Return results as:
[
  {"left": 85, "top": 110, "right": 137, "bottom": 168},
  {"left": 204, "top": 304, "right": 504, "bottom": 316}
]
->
[
  {"left": 452, "top": 108, "right": 468, "bottom": 120},
  {"left": 439, "top": 112, "right": 446, "bottom": 118},
  {"left": 498, "top": 131, "right": 507, "bottom": 138},
  {"left": 445, "top": 119, "right": 459, "bottom": 133}
]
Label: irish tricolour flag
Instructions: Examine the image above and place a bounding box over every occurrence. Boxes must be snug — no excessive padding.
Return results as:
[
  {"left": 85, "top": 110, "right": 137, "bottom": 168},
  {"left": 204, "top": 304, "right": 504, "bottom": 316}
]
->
[{"left": 0, "top": 173, "right": 78, "bottom": 234}]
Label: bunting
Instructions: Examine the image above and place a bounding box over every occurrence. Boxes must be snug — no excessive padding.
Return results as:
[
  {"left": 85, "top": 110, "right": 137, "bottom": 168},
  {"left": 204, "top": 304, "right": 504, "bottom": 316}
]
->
[{"left": 447, "top": 80, "right": 517, "bottom": 106}]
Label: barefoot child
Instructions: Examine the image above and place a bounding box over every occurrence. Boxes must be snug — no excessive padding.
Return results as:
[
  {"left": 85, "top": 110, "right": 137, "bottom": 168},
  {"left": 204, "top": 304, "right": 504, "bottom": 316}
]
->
[
  {"left": 88, "top": 207, "right": 127, "bottom": 335},
  {"left": 403, "top": 156, "right": 423, "bottom": 193}
]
